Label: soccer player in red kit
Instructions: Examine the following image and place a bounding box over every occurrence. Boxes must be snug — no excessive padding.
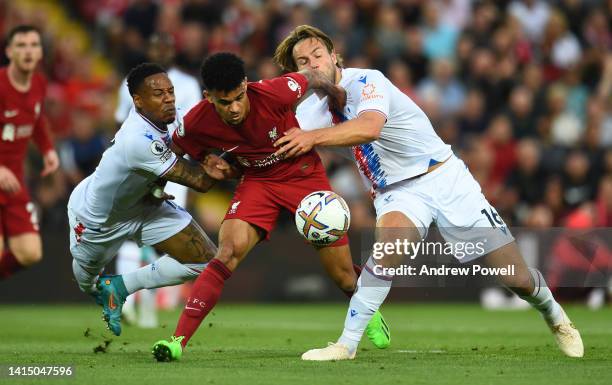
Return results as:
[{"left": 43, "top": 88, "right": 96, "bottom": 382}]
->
[
  {"left": 152, "top": 52, "right": 390, "bottom": 361},
  {"left": 0, "top": 25, "right": 59, "bottom": 279}
]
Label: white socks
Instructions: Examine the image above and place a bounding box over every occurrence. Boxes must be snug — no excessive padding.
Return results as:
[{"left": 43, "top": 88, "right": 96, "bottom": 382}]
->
[
  {"left": 122, "top": 255, "right": 206, "bottom": 294},
  {"left": 333, "top": 265, "right": 565, "bottom": 355},
  {"left": 337, "top": 257, "right": 393, "bottom": 354},
  {"left": 519, "top": 268, "right": 564, "bottom": 325}
]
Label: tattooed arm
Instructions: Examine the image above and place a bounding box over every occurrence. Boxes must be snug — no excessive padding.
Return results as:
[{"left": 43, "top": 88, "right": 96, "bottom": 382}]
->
[
  {"left": 163, "top": 157, "right": 215, "bottom": 193},
  {"left": 162, "top": 153, "right": 240, "bottom": 193}
]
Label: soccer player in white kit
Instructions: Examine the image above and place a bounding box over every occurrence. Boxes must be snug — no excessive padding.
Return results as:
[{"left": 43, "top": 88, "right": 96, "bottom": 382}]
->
[
  {"left": 68, "top": 63, "right": 229, "bottom": 336},
  {"left": 114, "top": 33, "right": 202, "bottom": 326},
  {"left": 273, "top": 25, "right": 583, "bottom": 359}
]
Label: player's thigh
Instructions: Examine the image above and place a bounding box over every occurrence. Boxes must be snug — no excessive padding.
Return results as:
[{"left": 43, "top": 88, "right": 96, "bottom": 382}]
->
[
  {"left": 70, "top": 235, "right": 123, "bottom": 275},
  {"left": 433, "top": 156, "right": 514, "bottom": 262},
  {"left": 139, "top": 200, "right": 197, "bottom": 252},
  {"left": 3, "top": 201, "right": 41, "bottom": 263},
  {"left": 374, "top": 180, "right": 430, "bottom": 267},
  {"left": 7, "top": 233, "right": 42, "bottom": 265},
  {"left": 153, "top": 219, "right": 217, "bottom": 264},
  {"left": 215, "top": 219, "right": 262, "bottom": 271},
  {"left": 68, "top": 209, "right": 125, "bottom": 273},
  {"left": 225, "top": 178, "right": 281, "bottom": 241},
  {"left": 375, "top": 211, "right": 423, "bottom": 268},
  {"left": 374, "top": 179, "right": 432, "bottom": 237}
]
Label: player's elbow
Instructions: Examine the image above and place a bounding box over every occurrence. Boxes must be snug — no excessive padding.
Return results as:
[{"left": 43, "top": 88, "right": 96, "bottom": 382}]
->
[
  {"left": 361, "top": 123, "right": 382, "bottom": 142},
  {"left": 358, "top": 113, "right": 385, "bottom": 142},
  {"left": 365, "top": 127, "right": 381, "bottom": 141}
]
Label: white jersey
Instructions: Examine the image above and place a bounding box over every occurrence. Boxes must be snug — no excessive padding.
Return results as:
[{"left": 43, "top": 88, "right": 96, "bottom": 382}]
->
[
  {"left": 68, "top": 110, "right": 181, "bottom": 228},
  {"left": 114, "top": 67, "right": 200, "bottom": 207},
  {"left": 297, "top": 67, "right": 452, "bottom": 190}
]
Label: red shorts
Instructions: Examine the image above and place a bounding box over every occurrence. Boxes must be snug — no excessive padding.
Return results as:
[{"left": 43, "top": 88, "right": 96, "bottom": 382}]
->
[
  {"left": 225, "top": 161, "right": 348, "bottom": 246},
  {"left": 0, "top": 199, "right": 39, "bottom": 238}
]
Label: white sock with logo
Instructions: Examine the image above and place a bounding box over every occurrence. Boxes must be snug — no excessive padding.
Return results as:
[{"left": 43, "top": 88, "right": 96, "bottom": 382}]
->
[
  {"left": 122, "top": 256, "right": 206, "bottom": 294},
  {"left": 337, "top": 257, "right": 393, "bottom": 354},
  {"left": 519, "top": 268, "right": 563, "bottom": 325}
]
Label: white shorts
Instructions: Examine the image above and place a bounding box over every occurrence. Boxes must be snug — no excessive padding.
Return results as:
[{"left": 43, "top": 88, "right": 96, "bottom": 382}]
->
[
  {"left": 373, "top": 155, "right": 514, "bottom": 263},
  {"left": 68, "top": 200, "right": 192, "bottom": 274}
]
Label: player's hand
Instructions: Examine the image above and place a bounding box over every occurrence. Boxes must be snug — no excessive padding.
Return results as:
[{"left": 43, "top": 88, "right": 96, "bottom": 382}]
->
[
  {"left": 202, "top": 154, "right": 241, "bottom": 180},
  {"left": 146, "top": 185, "right": 175, "bottom": 205},
  {"left": 151, "top": 184, "right": 175, "bottom": 201},
  {"left": 41, "top": 150, "right": 60, "bottom": 177},
  {"left": 0, "top": 166, "right": 21, "bottom": 194},
  {"left": 273, "top": 128, "right": 315, "bottom": 158}
]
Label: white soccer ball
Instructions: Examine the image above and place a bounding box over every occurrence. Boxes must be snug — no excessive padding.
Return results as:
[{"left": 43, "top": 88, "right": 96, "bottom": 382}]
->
[{"left": 295, "top": 191, "right": 351, "bottom": 246}]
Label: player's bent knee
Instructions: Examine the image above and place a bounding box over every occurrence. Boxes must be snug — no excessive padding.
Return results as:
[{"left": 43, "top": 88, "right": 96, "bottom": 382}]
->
[
  {"left": 506, "top": 277, "right": 534, "bottom": 297},
  {"left": 215, "top": 244, "right": 240, "bottom": 271},
  {"left": 499, "top": 271, "right": 533, "bottom": 297},
  {"left": 216, "top": 236, "right": 251, "bottom": 271},
  {"left": 72, "top": 259, "right": 96, "bottom": 294}
]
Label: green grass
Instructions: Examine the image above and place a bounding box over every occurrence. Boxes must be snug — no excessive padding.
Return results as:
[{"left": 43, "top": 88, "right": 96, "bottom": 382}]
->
[{"left": 0, "top": 303, "right": 610, "bottom": 384}]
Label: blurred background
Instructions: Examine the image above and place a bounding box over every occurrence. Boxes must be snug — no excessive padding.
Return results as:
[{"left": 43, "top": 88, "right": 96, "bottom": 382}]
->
[{"left": 0, "top": 0, "right": 610, "bottom": 307}]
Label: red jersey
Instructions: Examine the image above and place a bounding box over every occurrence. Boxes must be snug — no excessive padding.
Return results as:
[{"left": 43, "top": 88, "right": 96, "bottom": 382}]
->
[
  {"left": 173, "top": 72, "right": 320, "bottom": 181},
  {"left": 0, "top": 67, "right": 53, "bottom": 203}
]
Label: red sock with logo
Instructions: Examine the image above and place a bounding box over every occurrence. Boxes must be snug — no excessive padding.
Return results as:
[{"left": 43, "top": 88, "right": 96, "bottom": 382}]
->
[
  {"left": 342, "top": 263, "right": 363, "bottom": 298},
  {"left": 0, "top": 251, "right": 24, "bottom": 279},
  {"left": 174, "top": 259, "right": 232, "bottom": 348}
]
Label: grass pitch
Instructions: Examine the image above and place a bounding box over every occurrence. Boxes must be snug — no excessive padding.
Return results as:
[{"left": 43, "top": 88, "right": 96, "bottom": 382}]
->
[{"left": 0, "top": 303, "right": 610, "bottom": 385}]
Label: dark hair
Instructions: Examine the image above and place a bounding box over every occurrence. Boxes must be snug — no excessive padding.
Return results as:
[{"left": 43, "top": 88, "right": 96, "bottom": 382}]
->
[
  {"left": 6, "top": 25, "right": 41, "bottom": 44},
  {"left": 200, "top": 52, "right": 245, "bottom": 93},
  {"left": 126, "top": 62, "right": 166, "bottom": 96}
]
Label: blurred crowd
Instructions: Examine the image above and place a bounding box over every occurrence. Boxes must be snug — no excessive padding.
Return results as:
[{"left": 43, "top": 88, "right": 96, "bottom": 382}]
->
[{"left": 2, "top": 0, "right": 612, "bottom": 236}]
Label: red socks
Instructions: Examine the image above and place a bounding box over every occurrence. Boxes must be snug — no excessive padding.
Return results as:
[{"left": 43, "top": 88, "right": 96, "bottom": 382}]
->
[
  {"left": 173, "top": 261, "right": 361, "bottom": 347},
  {"left": 174, "top": 259, "right": 232, "bottom": 348},
  {"left": 342, "top": 263, "right": 363, "bottom": 298},
  {"left": 0, "top": 251, "right": 24, "bottom": 279}
]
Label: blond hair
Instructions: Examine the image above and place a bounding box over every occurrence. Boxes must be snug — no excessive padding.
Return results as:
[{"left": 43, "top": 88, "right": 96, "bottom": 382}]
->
[{"left": 274, "top": 25, "right": 343, "bottom": 73}]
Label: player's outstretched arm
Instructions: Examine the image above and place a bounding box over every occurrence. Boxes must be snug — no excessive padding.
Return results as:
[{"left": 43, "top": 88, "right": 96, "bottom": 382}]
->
[
  {"left": 274, "top": 111, "right": 386, "bottom": 158},
  {"left": 163, "top": 157, "right": 216, "bottom": 193},
  {"left": 298, "top": 69, "right": 346, "bottom": 112}
]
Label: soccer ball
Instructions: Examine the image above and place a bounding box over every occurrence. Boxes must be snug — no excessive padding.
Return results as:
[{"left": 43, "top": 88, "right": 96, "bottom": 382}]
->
[{"left": 295, "top": 191, "right": 351, "bottom": 246}]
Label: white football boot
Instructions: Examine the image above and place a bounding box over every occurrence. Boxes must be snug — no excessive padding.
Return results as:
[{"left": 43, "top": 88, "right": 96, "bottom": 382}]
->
[
  {"left": 548, "top": 307, "right": 584, "bottom": 358},
  {"left": 301, "top": 342, "right": 356, "bottom": 361}
]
